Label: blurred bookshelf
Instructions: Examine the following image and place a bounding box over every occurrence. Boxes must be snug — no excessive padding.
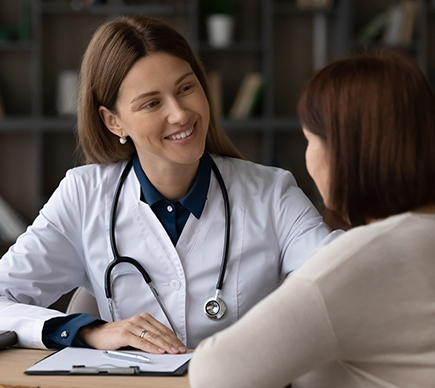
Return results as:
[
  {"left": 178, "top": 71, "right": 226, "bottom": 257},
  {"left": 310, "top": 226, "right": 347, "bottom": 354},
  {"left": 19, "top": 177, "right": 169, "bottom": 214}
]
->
[{"left": 0, "top": 0, "right": 430, "bottom": 230}]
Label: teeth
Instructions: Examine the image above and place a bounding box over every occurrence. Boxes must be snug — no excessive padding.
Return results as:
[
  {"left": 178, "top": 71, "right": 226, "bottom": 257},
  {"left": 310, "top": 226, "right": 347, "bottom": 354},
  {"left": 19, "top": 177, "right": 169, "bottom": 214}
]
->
[{"left": 168, "top": 127, "right": 194, "bottom": 140}]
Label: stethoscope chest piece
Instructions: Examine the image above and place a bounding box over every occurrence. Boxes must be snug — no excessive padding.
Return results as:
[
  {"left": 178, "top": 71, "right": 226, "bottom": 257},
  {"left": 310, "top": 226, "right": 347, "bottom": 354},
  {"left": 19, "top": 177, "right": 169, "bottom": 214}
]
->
[{"left": 204, "top": 290, "right": 227, "bottom": 320}]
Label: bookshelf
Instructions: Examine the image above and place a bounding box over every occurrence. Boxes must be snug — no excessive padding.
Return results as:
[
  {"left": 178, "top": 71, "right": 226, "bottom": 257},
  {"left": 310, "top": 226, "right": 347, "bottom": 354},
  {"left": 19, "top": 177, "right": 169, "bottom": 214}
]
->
[{"left": 0, "top": 0, "right": 432, "bottom": 235}]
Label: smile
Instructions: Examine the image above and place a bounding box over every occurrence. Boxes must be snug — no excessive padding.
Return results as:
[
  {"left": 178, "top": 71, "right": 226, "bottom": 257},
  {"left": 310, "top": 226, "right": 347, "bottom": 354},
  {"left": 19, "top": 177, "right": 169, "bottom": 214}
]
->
[{"left": 166, "top": 126, "right": 194, "bottom": 140}]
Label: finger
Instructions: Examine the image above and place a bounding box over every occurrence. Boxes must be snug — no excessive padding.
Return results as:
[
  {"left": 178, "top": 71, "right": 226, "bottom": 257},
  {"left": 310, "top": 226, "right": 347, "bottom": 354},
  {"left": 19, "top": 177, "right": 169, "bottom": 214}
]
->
[
  {"left": 135, "top": 324, "right": 186, "bottom": 354},
  {"left": 139, "top": 313, "right": 180, "bottom": 340},
  {"left": 134, "top": 331, "right": 180, "bottom": 354},
  {"left": 133, "top": 314, "right": 187, "bottom": 354},
  {"left": 120, "top": 325, "right": 180, "bottom": 354}
]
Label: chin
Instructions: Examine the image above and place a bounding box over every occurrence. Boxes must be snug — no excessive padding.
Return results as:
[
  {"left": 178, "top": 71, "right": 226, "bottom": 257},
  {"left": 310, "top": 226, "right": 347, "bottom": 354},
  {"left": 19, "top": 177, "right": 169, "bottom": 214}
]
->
[{"left": 173, "top": 151, "right": 204, "bottom": 166}]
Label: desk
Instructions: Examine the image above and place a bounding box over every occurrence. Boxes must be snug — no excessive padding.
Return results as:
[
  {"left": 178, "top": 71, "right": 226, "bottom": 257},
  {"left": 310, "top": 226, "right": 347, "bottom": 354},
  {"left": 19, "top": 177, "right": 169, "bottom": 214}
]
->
[{"left": 0, "top": 348, "right": 190, "bottom": 388}]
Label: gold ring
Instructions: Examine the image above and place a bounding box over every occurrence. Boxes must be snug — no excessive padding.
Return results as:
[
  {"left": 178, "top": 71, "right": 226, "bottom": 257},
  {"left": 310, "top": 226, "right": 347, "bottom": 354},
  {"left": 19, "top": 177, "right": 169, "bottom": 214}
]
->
[{"left": 139, "top": 329, "right": 147, "bottom": 339}]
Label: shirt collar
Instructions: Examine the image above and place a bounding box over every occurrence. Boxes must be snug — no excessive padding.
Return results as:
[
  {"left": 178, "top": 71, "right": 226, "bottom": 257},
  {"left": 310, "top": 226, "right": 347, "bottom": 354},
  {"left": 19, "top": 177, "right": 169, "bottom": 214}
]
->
[
  {"left": 132, "top": 153, "right": 212, "bottom": 219},
  {"left": 132, "top": 155, "right": 163, "bottom": 207}
]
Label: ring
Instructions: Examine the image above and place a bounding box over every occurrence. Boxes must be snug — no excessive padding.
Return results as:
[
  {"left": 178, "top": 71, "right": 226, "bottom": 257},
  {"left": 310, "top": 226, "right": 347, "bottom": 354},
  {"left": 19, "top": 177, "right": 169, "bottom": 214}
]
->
[{"left": 139, "top": 329, "right": 147, "bottom": 339}]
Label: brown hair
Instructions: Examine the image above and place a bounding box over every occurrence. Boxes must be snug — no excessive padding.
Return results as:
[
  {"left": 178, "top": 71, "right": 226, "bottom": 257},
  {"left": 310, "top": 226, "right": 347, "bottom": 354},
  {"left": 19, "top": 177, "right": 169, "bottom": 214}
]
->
[
  {"left": 77, "top": 15, "right": 242, "bottom": 164},
  {"left": 298, "top": 51, "right": 435, "bottom": 226}
]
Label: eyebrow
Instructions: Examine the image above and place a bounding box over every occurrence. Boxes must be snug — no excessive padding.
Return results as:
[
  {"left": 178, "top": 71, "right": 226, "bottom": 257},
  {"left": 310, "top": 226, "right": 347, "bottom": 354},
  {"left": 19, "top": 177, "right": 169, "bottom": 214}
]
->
[{"left": 130, "top": 71, "right": 195, "bottom": 104}]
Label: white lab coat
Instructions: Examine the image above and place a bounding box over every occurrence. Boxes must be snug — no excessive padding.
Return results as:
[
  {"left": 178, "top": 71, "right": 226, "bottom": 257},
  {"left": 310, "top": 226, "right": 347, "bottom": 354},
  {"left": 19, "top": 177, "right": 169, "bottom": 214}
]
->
[{"left": 0, "top": 155, "right": 340, "bottom": 349}]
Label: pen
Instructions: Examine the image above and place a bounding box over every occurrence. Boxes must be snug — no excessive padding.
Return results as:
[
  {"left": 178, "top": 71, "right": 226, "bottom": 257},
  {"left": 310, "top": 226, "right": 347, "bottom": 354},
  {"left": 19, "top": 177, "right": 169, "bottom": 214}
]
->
[{"left": 103, "top": 350, "right": 151, "bottom": 363}]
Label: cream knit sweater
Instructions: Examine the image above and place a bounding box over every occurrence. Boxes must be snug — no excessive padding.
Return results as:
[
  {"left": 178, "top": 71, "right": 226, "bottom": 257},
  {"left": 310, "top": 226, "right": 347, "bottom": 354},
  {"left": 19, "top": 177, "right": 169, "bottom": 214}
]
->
[{"left": 189, "top": 212, "right": 435, "bottom": 388}]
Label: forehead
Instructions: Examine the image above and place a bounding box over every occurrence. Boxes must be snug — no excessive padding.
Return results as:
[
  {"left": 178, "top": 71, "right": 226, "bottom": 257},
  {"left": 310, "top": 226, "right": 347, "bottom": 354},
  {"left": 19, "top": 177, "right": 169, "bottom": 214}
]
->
[{"left": 119, "top": 52, "right": 193, "bottom": 97}]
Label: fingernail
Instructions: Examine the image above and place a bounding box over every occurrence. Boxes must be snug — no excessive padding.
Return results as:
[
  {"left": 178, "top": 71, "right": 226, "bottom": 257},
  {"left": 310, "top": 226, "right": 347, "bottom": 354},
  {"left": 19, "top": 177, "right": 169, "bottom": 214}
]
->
[
  {"left": 179, "top": 346, "right": 187, "bottom": 353},
  {"left": 158, "top": 348, "right": 165, "bottom": 353},
  {"left": 171, "top": 347, "right": 179, "bottom": 353}
]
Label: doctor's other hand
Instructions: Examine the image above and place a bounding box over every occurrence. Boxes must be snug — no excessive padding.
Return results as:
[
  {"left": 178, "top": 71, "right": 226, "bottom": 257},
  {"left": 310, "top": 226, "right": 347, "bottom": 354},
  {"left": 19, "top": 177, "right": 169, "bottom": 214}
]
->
[{"left": 77, "top": 312, "right": 187, "bottom": 354}]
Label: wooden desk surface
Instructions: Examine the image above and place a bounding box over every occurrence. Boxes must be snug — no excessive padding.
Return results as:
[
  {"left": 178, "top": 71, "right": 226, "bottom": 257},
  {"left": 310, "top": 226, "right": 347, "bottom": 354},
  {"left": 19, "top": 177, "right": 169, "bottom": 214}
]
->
[{"left": 0, "top": 348, "right": 190, "bottom": 388}]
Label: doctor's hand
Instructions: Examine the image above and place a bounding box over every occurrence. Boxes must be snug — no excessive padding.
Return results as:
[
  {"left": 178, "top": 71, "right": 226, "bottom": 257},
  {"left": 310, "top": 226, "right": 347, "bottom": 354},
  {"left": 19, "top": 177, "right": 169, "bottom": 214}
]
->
[{"left": 77, "top": 312, "right": 187, "bottom": 354}]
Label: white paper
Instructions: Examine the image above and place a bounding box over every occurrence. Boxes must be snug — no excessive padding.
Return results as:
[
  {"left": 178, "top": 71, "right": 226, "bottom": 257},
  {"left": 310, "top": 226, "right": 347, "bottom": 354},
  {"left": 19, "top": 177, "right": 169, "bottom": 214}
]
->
[{"left": 26, "top": 348, "right": 192, "bottom": 373}]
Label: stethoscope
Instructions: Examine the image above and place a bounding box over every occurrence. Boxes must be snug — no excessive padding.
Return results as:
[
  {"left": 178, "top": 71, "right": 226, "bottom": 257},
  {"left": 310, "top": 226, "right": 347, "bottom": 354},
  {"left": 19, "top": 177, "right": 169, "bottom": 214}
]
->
[{"left": 104, "top": 156, "right": 231, "bottom": 336}]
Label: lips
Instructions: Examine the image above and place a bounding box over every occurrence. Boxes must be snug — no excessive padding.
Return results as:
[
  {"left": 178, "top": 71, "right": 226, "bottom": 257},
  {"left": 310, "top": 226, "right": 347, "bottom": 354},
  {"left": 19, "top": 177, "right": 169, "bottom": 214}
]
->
[{"left": 166, "top": 126, "right": 194, "bottom": 140}]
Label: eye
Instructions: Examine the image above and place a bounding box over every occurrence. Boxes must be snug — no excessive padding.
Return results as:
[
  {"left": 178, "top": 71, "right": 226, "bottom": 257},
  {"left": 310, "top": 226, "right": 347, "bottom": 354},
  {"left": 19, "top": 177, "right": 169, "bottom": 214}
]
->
[
  {"left": 144, "top": 100, "right": 160, "bottom": 109},
  {"left": 179, "top": 83, "right": 194, "bottom": 94}
]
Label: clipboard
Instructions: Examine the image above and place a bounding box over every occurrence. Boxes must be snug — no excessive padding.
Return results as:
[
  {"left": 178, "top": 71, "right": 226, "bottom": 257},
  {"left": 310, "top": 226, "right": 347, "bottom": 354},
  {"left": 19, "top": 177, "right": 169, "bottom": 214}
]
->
[{"left": 25, "top": 348, "right": 192, "bottom": 376}]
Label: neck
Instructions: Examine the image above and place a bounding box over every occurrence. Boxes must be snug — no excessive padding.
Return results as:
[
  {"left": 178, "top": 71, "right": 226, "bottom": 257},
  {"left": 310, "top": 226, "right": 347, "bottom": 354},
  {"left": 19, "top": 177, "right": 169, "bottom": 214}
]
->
[{"left": 139, "top": 158, "right": 199, "bottom": 201}]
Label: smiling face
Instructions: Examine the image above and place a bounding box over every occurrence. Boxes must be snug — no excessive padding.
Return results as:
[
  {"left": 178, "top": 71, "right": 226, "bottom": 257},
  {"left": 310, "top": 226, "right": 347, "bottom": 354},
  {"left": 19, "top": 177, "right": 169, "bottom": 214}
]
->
[{"left": 100, "top": 52, "right": 210, "bottom": 175}]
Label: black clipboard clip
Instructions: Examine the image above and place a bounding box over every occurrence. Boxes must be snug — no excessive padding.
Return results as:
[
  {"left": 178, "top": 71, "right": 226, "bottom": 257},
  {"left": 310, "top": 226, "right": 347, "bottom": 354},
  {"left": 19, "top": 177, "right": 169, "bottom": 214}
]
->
[{"left": 70, "top": 365, "right": 140, "bottom": 375}]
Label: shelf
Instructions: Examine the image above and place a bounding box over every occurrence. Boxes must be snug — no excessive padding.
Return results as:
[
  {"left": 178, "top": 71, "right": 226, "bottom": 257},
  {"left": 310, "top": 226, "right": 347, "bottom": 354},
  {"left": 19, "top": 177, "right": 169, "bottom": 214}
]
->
[
  {"left": 221, "top": 117, "right": 301, "bottom": 132},
  {"left": 199, "top": 41, "right": 264, "bottom": 53},
  {"left": 1, "top": 0, "right": 429, "bottom": 221},
  {"left": 270, "top": 117, "right": 302, "bottom": 131},
  {"left": 0, "top": 116, "right": 302, "bottom": 134},
  {"left": 0, "top": 116, "right": 76, "bottom": 133},
  {"left": 41, "top": 3, "right": 186, "bottom": 16},
  {"left": 273, "top": 3, "right": 336, "bottom": 17},
  {"left": 0, "top": 41, "right": 34, "bottom": 53}
]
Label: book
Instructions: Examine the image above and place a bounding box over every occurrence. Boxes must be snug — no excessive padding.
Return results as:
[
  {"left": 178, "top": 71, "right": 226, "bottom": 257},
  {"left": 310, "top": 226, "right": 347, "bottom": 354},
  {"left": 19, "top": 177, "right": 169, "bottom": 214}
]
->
[
  {"left": 229, "top": 72, "right": 263, "bottom": 120},
  {"left": 296, "top": 0, "right": 334, "bottom": 9},
  {"left": 0, "top": 196, "right": 27, "bottom": 243},
  {"left": 383, "top": 3, "right": 405, "bottom": 46},
  {"left": 383, "top": 0, "right": 418, "bottom": 47},
  {"left": 400, "top": 0, "right": 418, "bottom": 46}
]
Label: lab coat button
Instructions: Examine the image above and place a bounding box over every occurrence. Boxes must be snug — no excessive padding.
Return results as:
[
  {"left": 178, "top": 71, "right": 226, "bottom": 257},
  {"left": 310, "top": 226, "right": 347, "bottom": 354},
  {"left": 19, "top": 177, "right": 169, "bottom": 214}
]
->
[
  {"left": 170, "top": 280, "right": 181, "bottom": 290},
  {"left": 60, "top": 331, "right": 69, "bottom": 338},
  {"left": 167, "top": 205, "right": 173, "bottom": 212}
]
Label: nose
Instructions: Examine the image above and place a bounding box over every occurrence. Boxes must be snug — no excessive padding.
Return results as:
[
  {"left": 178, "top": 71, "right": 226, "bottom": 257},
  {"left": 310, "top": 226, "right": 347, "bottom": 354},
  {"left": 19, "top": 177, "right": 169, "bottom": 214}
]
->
[{"left": 167, "top": 97, "right": 188, "bottom": 125}]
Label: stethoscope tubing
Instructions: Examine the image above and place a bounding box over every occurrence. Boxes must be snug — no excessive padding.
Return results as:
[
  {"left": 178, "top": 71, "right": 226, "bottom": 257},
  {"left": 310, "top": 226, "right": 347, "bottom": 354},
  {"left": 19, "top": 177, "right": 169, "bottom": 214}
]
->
[
  {"left": 104, "top": 155, "right": 230, "bottom": 327},
  {"left": 210, "top": 161, "right": 230, "bottom": 291}
]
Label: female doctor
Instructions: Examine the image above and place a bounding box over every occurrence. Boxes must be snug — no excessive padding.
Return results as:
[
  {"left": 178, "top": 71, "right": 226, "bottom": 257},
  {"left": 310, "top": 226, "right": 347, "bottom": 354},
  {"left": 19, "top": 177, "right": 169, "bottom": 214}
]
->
[{"left": 0, "top": 16, "right": 339, "bottom": 354}]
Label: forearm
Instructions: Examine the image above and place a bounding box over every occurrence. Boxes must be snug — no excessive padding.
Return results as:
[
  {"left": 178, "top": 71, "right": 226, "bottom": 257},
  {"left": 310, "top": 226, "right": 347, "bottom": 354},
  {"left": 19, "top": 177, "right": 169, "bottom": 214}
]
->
[
  {"left": 189, "top": 278, "right": 337, "bottom": 388},
  {"left": 0, "top": 297, "right": 65, "bottom": 348}
]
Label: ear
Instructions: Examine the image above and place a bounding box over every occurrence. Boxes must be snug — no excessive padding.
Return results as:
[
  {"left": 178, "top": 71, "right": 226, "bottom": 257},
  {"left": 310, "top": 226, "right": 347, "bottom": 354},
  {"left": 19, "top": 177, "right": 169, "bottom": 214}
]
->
[{"left": 99, "top": 106, "right": 122, "bottom": 137}]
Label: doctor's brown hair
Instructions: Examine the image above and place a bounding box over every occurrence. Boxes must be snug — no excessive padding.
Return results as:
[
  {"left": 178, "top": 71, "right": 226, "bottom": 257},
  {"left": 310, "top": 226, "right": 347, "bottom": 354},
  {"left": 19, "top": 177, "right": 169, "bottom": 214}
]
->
[
  {"left": 298, "top": 51, "right": 435, "bottom": 227},
  {"left": 77, "top": 16, "right": 242, "bottom": 164}
]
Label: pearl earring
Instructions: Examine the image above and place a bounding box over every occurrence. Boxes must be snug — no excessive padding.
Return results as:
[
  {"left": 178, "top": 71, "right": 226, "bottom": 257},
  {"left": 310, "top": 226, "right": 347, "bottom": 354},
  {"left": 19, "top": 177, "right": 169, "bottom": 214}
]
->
[{"left": 119, "top": 133, "right": 127, "bottom": 145}]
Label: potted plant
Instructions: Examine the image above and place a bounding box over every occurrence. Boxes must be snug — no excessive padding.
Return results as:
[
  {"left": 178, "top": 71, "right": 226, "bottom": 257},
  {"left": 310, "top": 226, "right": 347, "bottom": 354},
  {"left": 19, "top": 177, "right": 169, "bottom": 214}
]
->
[{"left": 205, "top": 0, "right": 241, "bottom": 48}]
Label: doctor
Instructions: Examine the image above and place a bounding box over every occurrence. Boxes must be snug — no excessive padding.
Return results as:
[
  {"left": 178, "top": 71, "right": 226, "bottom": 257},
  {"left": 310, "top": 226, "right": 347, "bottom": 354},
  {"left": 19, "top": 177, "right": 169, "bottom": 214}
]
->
[{"left": 0, "top": 16, "right": 339, "bottom": 354}]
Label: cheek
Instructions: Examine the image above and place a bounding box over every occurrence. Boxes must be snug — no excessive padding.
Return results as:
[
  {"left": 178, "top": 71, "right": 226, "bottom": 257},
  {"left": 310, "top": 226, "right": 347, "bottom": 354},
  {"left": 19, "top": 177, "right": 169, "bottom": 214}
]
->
[
  {"left": 195, "top": 88, "right": 210, "bottom": 121},
  {"left": 201, "top": 99, "right": 210, "bottom": 123},
  {"left": 305, "top": 145, "right": 316, "bottom": 178},
  {"left": 305, "top": 144, "right": 329, "bottom": 193}
]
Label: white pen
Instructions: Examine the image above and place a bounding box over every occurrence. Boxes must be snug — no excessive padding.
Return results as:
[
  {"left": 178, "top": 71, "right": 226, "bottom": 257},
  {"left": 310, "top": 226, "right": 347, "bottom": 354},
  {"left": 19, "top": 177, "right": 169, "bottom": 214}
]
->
[{"left": 103, "top": 350, "right": 151, "bottom": 363}]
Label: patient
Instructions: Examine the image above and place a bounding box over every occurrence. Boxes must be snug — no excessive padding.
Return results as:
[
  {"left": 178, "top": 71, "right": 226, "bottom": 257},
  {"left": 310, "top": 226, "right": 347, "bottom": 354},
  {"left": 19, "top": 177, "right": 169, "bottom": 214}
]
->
[{"left": 188, "top": 51, "right": 435, "bottom": 388}]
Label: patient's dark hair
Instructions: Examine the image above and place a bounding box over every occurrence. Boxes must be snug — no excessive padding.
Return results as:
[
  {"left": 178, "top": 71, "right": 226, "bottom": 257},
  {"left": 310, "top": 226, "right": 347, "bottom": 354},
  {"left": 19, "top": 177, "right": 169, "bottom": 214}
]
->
[{"left": 298, "top": 51, "right": 435, "bottom": 226}]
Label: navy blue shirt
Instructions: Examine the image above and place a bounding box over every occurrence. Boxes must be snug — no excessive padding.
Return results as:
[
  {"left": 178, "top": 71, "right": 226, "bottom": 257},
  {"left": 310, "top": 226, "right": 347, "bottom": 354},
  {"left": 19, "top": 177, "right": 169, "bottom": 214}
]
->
[
  {"left": 42, "top": 153, "right": 212, "bottom": 349},
  {"left": 132, "top": 152, "right": 212, "bottom": 245}
]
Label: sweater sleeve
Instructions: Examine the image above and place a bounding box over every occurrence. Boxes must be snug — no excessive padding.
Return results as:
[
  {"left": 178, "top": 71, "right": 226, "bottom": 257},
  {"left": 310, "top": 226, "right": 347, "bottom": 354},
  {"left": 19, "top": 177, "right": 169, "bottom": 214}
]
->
[{"left": 189, "top": 277, "right": 338, "bottom": 388}]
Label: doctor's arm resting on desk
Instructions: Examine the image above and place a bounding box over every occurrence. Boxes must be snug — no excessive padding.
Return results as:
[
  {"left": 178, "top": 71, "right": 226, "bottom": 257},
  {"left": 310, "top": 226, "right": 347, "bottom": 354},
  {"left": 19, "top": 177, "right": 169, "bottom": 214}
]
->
[
  {"left": 189, "top": 51, "right": 435, "bottom": 388},
  {"left": 0, "top": 16, "right": 338, "bottom": 355}
]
